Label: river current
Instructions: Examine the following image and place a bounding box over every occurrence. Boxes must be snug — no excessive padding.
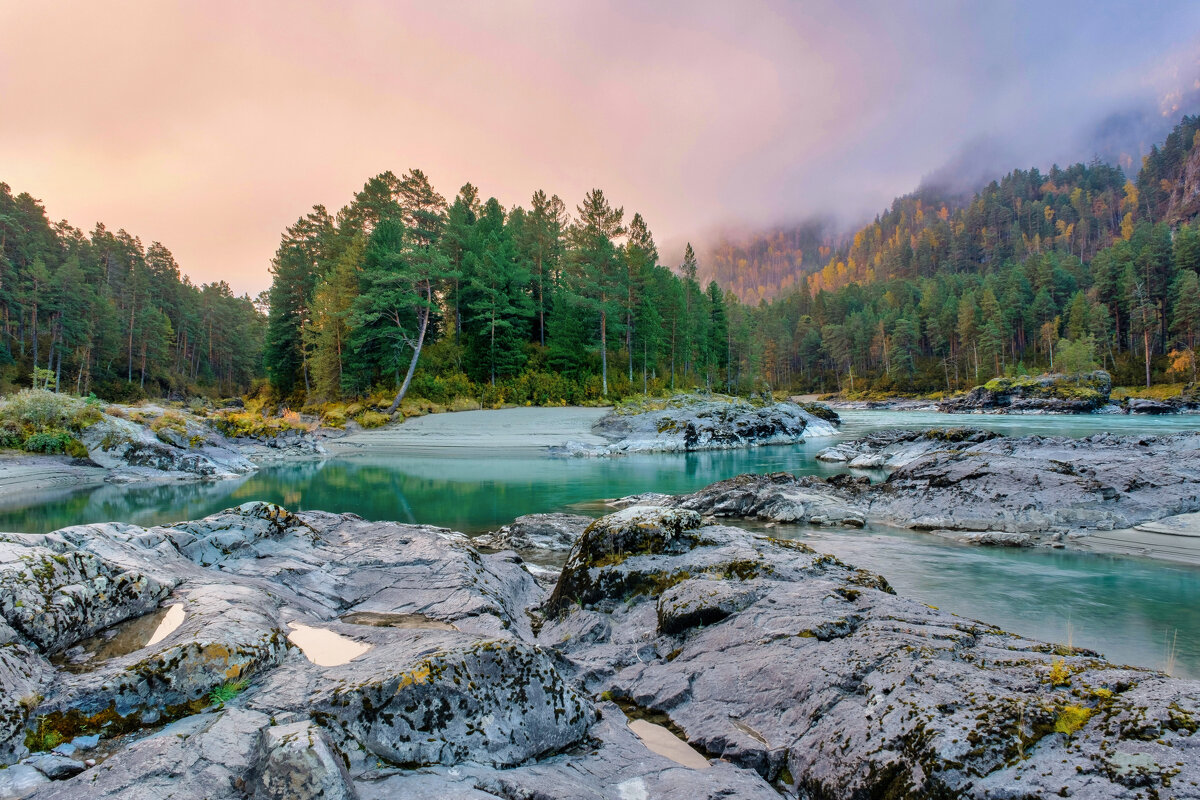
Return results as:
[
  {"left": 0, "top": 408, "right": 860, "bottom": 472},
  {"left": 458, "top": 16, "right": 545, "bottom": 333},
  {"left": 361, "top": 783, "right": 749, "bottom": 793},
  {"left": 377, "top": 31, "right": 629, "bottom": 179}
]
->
[{"left": 4, "top": 409, "right": 1199, "bottom": 677}]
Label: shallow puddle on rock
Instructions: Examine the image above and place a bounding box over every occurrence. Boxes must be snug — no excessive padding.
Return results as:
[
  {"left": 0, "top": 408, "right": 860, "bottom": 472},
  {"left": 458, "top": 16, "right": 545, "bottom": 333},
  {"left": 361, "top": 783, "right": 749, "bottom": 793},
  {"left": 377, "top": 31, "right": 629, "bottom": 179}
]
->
[
  {"left": 51, "top": 604, "right": 184, "bottom": 673},
  {"left": 627, "top": 719, "right": 710, "bottom": 769},
  {"left": 339, "top": 611, "right": 457, "bottom": 630},
  {"left": 144, "top": 604, "right": 185, "bottom": 647},
  {"left": 286, "top": 623, "right": 371, "bottom": 666}
]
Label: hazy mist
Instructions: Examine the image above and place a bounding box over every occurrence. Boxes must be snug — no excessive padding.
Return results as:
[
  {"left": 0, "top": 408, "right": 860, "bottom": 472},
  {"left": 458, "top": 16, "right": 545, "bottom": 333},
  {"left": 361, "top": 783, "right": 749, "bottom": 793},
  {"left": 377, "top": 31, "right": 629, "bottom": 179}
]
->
[{"left": 2, "top": 1, "right": 1199, "bottom": 293}]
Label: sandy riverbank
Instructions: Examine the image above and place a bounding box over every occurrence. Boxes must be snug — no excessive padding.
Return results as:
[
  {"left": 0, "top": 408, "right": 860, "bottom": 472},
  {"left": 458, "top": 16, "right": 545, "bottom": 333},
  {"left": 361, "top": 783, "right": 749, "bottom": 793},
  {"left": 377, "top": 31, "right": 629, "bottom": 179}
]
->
[
  {"left": 325, "top": 406, "right": 612, "bottom": 454},
  {"left": 0, "top": 454, "right": 108, "bottom": 504},
  {"left": 1079, "top": 513, "right": 1200, "bottom": 566}
]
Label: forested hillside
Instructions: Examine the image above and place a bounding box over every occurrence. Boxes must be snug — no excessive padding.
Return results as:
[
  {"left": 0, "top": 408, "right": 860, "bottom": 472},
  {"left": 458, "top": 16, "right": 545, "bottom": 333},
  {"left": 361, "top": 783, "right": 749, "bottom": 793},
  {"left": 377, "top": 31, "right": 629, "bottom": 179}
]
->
[
  {"left": 737, "top": 115, "right": 1200, "bottom": 394},
  {"left": 701, "top": 222, "right": 831, "bottom": 304},
  {"left": 11, "top": 115, "right": 1200, "bottom": 408},
  {"left": 0, "top": 185, "right": 264, "bottom": 399}
]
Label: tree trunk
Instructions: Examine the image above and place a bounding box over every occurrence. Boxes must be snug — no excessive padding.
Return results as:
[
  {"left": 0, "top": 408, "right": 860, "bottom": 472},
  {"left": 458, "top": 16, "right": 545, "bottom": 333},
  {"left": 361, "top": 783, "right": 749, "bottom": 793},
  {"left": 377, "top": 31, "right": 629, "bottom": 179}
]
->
[
  {"left": 127, "top": 305, "right": 135, "bottom": 382},
  {"left": 600, "top": 310, "right": 608, "bottom": 397},
  {"left": 1144, "top": 327, "right": 1152, "bottom": 388},
  {"left": 387, "top": 289, "right": 432, "bottom": 415}
]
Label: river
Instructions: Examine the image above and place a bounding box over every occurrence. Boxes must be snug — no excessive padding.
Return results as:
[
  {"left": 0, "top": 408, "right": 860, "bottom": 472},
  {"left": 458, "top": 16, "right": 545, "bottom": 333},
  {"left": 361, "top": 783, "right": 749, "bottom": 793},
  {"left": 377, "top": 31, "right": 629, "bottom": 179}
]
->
[{"left": 3, "top": 409, "right": 1198, "bottom": 677}]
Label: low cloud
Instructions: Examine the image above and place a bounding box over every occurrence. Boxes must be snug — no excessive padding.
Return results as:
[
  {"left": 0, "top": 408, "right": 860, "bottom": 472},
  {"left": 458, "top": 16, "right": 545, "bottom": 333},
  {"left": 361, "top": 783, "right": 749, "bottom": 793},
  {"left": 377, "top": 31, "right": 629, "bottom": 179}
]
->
[{"left": 1, "top": 1, "right": 1198, "bottom": 291}]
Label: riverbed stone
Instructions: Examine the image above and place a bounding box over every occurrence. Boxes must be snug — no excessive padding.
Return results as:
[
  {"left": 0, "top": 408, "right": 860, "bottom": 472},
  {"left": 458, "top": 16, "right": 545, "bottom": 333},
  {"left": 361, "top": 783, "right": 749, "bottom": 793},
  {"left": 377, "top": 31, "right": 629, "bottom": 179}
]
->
[
  {"left": 566, "top": 394, "right": 838, "bottom": 456},
  {"left": 252, "top": 721, "right": 355, "bottom": 800},
  {"left": 8, "top": 491, "right": 1200, "bottom": 799},
  {"left": 473, "top": 513, "right": 592, "bottom": 552},
  {"left": 0, "top": 538, "right": 171, "bottom": 654},
  {"left": 21, "top": 755, "right": 84, "bottom": 781},
  {"left": 252, "top": 632, "right": 594, "bottom": 769},
  {"left": 0, "top": 764, "right": 49, "bottom": 798},
  {"left": 30, "top": 583, "right": 286, "bottom": 742},
  {"left": 25, "top": 708, "right": 270, "bottom": 800},
  {"left": 352, "top": 702, "right": 779, "bottom": 799},
  {"left": 652, "top": 429, "right": 1200, "bottom": 545}
]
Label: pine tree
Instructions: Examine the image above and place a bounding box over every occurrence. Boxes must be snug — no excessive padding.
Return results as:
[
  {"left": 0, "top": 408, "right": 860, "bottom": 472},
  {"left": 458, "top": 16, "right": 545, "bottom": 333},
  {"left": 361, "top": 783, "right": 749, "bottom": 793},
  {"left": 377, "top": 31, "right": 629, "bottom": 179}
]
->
[
  {"left": 623, "top": 214, "right": 657, "bottom": 381},
  {"left": 566, "top": 189, "right": 624, "bottom": 397},
  {"left": 1171, "top": 270, "right": 1200, "bottom": 350}
]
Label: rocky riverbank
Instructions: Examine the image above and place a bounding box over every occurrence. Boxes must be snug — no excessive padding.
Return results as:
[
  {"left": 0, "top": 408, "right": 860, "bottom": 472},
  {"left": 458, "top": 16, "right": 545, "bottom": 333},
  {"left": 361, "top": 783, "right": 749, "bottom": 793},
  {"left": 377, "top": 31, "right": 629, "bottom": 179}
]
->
[
  {"left": 815, "top": 372, "right": 1200, "bottom": 415},
  {"left": 614, "top": 428, "right": 1200, "bottom": 558},
  {"left": 556, "top": 394, "right": 839, "bottom": 456},
  {"left": 0, "top": 503, "right": 1195, "bottom": 799},
  {"left": 0, "top": 392, "right": 328, "bottom": 499}
]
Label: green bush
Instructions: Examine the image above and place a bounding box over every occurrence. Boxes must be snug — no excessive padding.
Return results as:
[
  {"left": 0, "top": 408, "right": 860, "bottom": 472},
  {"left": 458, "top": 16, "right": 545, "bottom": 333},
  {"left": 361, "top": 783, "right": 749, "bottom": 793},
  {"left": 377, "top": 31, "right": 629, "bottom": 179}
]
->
[
  {"left": 23, "top": 428, "right": 86, "bottom": 456},
  {"left": 0, "top": 421, "right": 23, "bottom": 449},
  {"left": 2, "top": 389, "right": 74, "bottom": 430}
]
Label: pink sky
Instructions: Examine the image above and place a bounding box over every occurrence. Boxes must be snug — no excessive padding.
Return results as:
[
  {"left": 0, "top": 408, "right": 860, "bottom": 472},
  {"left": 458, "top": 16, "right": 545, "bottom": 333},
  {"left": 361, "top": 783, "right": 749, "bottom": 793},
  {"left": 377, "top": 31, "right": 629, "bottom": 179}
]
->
[{"left": 2, "top": 1, "right": 1198, "bottom": 295}]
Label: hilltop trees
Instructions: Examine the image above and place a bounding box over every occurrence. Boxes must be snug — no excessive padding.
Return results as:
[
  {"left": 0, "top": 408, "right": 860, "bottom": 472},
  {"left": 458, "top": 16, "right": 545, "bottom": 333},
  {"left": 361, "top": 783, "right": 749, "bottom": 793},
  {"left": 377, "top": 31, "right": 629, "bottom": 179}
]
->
[
  {"left": 256, "top": 172, "right": 748, "bottom": 406},
  {"left": 0, "top": 182, "right": 263, "bottom": 399}
]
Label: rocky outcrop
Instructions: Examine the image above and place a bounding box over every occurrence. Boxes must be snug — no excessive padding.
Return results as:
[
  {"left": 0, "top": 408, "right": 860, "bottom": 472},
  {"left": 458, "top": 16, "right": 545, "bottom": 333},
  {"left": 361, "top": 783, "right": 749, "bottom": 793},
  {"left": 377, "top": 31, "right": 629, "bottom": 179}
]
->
[
  {"left": 0, "top": 503, "right": 602, "bottom": 799},
  {"left": 939, "top": 370, "right": 1112, "bottom": 413},
  {"left": 1125, "top": 397, "right": 1179, "bottom": 414},
  {"left": 628, "top": 429, "right": 1200, "bottom": 547},
  {"left": 473, "top": 513, "right": 592, "bottom": 552},
  {"left": 816, "top": 427, "right": 1002, "bottom": 469},
  {"left": 0, "top": 503, "right": 1196, "bottom": 797},
  {"left": 1165, "top": 136, "right": 1200, "bottom": 226},
  {"left": 538, "top": 507, "right": 1200, "bottom": 799},
  {"left": 663, "top": 472, "right": 866, "bottom": 527},
  {"left": 79, "top": 412, "right": 257, "bottom": 481},
  {"left": 560, "top": 394, "right": 838, "bottom": 456}
]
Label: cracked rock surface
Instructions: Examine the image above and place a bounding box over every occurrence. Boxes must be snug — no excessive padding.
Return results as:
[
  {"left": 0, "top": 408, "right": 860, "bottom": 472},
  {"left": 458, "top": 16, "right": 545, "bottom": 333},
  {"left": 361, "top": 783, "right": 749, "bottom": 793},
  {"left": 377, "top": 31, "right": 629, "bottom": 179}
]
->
[{"left": 1, "top": 501, "right": 1196, "bottom": 799}]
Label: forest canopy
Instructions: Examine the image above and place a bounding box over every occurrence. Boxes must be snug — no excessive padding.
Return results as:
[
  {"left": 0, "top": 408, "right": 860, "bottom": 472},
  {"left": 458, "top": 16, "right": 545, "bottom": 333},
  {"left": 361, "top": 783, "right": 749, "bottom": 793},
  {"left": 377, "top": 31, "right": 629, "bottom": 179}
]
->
[{"left": 8, "top": 114, "right": 1200, "bottom": 407}]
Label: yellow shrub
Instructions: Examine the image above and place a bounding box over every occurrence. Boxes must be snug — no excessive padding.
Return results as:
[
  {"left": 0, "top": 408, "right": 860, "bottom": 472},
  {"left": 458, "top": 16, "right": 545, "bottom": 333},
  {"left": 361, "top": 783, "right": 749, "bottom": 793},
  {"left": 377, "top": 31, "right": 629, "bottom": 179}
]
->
[
  {"left": 1053, "top": 704, "right": 1092, "bottom": 736},
  {"left": 355, "top": 410, "right": 391, "bottom": 429},
  {"left": 1047, "top": 659, "right": 1071, "bottom": 687}
]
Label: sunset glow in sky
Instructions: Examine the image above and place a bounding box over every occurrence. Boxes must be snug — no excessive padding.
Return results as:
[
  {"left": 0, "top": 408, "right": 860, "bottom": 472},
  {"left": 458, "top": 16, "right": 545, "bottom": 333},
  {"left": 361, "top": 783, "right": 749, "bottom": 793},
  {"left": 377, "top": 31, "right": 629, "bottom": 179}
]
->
[{"left": 3, "top": 1, "right": 1200, "bottom": 295}]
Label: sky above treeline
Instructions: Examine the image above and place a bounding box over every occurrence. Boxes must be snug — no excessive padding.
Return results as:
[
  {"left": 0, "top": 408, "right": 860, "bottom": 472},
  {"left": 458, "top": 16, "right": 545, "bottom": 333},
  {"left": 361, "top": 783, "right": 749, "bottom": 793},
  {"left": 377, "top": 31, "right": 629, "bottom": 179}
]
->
[{"left": 3, "top": 1, "right": 1200, "bottom": 296}]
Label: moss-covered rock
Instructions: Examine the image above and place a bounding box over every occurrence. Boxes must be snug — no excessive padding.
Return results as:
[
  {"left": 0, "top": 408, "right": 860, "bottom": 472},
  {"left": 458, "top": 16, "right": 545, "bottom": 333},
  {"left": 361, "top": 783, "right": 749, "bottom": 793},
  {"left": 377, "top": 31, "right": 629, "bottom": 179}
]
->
[{"left": 940, "top": 370, "right": 1112, "bottom": 413}]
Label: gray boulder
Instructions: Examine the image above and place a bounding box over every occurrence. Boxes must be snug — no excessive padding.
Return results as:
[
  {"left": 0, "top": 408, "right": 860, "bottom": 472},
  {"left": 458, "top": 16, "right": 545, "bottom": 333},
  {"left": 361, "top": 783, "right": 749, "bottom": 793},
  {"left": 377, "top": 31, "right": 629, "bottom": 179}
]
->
[
  {"left": 473, "top": 513, "right": 592, "bottom": 551},
  {"left": 0, "top": 537, "right": 172, "bottom": 654},
  {"left": 79, "top": 413, "right": 255, "bottom": 480},
  {"left": 567, "top": 394, "right": 838, "bottom": 456},
  {"left": 352, "top": 701, "right": 779, "bottom": 799},
  {"left": 0, "top": 764, "right": 48, "bottom": 799},
  {"left": 647, "top": 472, "right": 866, "bottom": 526},
  {"left": 939, "top": 370, "right": 1112, "bottom": 413},
  {"left": 252, "top": 721, "right": 356, "bottom": 800},
  {"left": 26, "top": 709, "right": 270, "bottom": 800},
  {"left": 1127, "top": 396, "right": 1178, "bottom": 414}
]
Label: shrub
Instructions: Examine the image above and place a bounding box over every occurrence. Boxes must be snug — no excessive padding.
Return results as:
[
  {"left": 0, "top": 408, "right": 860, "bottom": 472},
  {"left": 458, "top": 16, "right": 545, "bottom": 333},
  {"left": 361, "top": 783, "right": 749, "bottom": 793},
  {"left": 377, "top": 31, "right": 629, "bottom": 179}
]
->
[
  {"left": 0, "top": 421, "right": 23, "bottom": 449},
  {"left": 23, "top": 428, "right": 85, "bottom": 456},
  {"left": 1047, "top": 658, "right": 1071, "bottom": 687},
  {"left": 1053, "top": 704, "right": 1093, "bottom": 736},
  {"left": 355, "top": 410, "right": 391, "bottom": 428},
  {"left": 320, "top": 405, "right": 349, "bottom": 428},
  {"left": 1, "top": 389, "right": 74, "bottom": 430},
  {"left": 150, "top": 412, "right": 188, "bottom": 437},
  {"left": 479, "top": 383, "right": 505, "bottom": 409}
]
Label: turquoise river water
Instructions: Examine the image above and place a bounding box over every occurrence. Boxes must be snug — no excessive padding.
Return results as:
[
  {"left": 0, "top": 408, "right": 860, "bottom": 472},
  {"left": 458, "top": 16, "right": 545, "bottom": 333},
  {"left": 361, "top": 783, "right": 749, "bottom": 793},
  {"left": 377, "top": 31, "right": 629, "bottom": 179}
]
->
[{"left": 4, "top": 409, "right": 1199, "bottom": 677}]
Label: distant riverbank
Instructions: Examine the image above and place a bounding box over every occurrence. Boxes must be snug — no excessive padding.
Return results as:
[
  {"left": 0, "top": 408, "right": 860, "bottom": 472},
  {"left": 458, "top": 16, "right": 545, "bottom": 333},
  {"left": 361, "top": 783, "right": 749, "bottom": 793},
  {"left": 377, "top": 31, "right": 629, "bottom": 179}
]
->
[{"left": 325, "top": 406, "right": 612, "bottom": 454}]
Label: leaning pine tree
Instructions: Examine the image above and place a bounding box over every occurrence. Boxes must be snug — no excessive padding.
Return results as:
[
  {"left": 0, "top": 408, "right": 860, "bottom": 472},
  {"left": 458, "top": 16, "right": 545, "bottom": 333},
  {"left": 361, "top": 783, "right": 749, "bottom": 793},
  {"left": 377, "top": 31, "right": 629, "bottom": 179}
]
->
[{"left": 349, "top": 217, "right": 454, "bottom": 414}]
